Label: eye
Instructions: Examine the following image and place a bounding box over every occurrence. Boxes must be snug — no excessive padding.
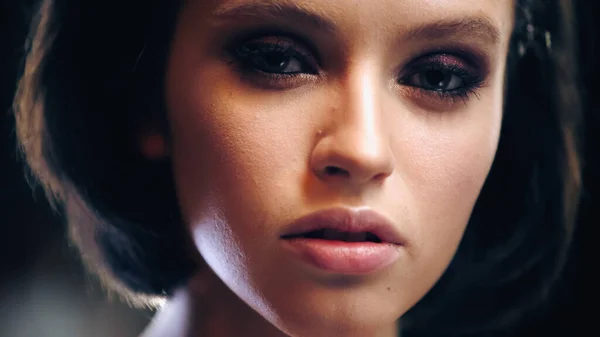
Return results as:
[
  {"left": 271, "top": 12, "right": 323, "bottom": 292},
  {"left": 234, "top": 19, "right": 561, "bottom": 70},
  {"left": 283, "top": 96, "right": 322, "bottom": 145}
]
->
[
  {"left": 398, "top": 54, "right": 486, "bottom": 104},
  {"left": 407, "top": 70, "right": 465, "bottom": 91},
  {"left": 230, "top": 38, "right": 318, "bottom": 75},
  {"left": 246, "top": 46, "right": 305, "bottom": 74}
]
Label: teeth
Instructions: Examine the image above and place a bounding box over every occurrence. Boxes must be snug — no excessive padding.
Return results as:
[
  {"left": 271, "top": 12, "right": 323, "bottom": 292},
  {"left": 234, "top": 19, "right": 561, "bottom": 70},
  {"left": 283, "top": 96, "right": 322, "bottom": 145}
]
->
[{"left": 322, "top": 229, "right": 368, "bottom": 242}]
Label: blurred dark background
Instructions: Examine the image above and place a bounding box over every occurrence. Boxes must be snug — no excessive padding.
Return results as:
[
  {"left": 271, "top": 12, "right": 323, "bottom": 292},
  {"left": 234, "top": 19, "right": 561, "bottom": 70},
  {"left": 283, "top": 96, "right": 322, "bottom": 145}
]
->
[{"left": 0, "top": 1, "right": 597, "bottom": 336}]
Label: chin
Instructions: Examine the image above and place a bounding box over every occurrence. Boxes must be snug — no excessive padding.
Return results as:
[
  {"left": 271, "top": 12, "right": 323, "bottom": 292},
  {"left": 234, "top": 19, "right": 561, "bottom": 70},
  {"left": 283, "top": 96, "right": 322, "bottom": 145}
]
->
[
  {"left": 250, "top": 275, "right": 406, "bottom": 337},
  {"left": 274, "top": 310, "right": 400, "bottom": 337}
]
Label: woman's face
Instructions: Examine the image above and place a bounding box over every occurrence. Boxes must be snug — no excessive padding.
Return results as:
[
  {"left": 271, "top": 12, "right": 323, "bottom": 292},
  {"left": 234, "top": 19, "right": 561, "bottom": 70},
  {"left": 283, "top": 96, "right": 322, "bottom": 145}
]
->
[{"left": 162, "top": 0, "right": 514, "bottom": 335}]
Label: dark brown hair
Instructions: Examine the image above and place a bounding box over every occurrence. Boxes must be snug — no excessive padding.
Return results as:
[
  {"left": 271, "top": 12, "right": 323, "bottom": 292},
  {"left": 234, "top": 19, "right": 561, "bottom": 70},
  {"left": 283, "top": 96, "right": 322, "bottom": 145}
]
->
[{"left": 13, "top": 0, "right": 582, "bottom": 334}]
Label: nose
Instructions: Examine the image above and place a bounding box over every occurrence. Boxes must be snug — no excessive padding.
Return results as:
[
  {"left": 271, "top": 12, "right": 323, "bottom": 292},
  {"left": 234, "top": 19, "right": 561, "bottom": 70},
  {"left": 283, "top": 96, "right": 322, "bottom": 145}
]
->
[{"left": 310, "top": 69, "right": 394, "bottom": 188}]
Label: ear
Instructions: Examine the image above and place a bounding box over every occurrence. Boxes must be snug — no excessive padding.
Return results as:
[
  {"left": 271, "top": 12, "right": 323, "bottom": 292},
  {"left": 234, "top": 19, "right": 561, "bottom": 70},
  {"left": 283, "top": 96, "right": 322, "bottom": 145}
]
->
[{"left": 137, "top": 123, "right": 170, "bottom": 160}]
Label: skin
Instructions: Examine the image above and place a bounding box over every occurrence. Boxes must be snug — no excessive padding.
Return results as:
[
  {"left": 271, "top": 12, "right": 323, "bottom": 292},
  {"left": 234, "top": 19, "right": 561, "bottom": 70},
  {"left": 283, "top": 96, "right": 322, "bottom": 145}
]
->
[{"left": 140, "top": 0, "right": 515, "bottom": 336}]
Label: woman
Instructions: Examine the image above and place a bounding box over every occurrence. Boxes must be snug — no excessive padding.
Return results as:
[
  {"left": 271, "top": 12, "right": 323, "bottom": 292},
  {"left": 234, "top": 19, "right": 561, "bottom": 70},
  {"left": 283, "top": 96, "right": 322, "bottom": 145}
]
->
[{"left": 13, "top": 0, "right": 581, "bottom": 336}]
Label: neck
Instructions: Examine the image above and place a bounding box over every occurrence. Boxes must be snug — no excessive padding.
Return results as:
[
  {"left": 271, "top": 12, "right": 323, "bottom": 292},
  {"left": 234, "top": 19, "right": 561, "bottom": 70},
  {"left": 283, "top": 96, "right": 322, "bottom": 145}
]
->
[
  {"left": 141, "top": 269, "right": 401, "bottom": 337},
  {"left": 140, "top": 268, "right": 289, "bottom": 337}
]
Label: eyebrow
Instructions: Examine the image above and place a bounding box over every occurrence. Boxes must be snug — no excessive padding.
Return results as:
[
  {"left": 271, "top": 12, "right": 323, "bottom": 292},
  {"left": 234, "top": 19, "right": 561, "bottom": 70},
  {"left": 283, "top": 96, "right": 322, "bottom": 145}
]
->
[
  {"left": 405, "top": 17, "right": 501, "bottom": 46},
  {"left": 211, "top": 2, "right": 502, "bottom": 45},
  {"left": 211, "top": 1, "right": 337, "bottom": 33}
]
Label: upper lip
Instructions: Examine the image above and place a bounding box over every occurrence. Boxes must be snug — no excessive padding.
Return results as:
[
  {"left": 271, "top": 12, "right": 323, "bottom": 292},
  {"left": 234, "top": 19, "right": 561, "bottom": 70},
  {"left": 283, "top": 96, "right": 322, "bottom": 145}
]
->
[{"left": 279, "top": 207, "right": 406, "bottom": 245}]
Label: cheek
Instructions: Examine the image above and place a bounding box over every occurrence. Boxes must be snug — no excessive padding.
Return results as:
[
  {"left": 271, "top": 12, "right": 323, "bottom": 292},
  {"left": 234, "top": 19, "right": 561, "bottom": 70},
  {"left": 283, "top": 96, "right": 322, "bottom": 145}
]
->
[
  {"left": 394, "top": 93, "right": 503, "bottom": 270},
  {"left": 167, "top": 83, "right": 311, "bottom": 220},
  {"left": 165, "top": 61, "right": 315, "bottom": 277}
]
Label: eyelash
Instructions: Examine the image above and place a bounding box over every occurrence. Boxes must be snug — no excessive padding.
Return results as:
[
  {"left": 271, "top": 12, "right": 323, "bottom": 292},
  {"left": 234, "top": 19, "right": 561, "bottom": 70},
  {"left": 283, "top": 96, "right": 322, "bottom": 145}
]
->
[
  {"left": 399, "top": 61, "right": 485, "bottom": 104},
  {"left": 227, "top": 38, "right": 485, "bottom": 103},
  {"left": 231, "top": 40, "right": 318, "bottom": 74}
]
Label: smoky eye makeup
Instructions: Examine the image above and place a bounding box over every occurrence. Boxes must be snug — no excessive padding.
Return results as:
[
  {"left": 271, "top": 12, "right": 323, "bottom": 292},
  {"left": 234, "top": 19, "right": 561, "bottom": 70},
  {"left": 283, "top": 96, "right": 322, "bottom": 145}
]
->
[
  {"left": 396, "top": 51, "right": 488, "bottom": 105},
  {"left": 222, "top": 30, "right": 491, "bottom": 104},
  {"left": 222, "top": 29, "right": 322, "bottom": 89}
]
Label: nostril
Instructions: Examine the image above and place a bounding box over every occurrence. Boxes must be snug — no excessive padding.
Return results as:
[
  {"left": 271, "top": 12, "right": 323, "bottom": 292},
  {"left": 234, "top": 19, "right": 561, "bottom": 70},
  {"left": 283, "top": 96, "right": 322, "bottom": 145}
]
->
[{"left": 325, "top": 166, "right": 349, "bottom": 176}]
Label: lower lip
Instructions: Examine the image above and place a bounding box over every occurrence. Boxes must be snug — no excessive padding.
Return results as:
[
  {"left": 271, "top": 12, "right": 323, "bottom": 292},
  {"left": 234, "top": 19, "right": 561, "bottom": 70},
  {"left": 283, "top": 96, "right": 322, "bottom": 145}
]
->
[{"left": 281, "top": 238, "right": 401, "bottom": 275}]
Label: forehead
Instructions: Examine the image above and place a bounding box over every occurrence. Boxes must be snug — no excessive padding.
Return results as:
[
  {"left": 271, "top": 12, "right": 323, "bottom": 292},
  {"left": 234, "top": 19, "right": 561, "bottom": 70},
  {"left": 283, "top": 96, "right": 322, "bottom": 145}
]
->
[{"left": 204, "top": 0, "right": 516, "bottom": 37}]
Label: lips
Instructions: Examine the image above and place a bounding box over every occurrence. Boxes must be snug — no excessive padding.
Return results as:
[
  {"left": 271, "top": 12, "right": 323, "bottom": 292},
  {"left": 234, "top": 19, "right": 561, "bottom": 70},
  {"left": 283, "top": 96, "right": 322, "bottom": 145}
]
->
[
  {"left": 279, "top": 207, "right": 405, "bottom": 245},
  {"left": 279, "top": 207, "right": 405, "bottom": 275},
  {"left": 283, "top": 228, "right": 382, "bottom": 242}
]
